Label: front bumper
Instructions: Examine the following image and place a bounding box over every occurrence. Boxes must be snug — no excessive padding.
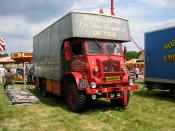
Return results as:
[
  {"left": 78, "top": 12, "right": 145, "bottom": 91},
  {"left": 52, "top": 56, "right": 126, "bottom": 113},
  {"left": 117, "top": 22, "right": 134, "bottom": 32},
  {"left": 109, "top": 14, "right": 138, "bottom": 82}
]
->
[{"left": 85, "top": 84, "right": 138, "bottom": 99}]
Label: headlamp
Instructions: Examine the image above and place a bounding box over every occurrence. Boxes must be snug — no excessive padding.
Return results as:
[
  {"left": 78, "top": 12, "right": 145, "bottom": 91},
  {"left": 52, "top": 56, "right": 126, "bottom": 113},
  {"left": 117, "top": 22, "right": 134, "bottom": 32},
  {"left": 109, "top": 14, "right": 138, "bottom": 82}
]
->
[
  {"left": 91, "top": 82, "right": 96, "bottom": 88},
  {"left": 93, "top": 67, "right": 99, "bottom": 72}
]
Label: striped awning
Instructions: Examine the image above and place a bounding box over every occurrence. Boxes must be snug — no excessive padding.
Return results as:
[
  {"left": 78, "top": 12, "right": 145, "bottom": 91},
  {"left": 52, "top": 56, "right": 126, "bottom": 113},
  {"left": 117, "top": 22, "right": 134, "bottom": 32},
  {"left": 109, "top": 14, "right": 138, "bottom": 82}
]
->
[{"left": 0, "top": 56, "right": 15, "bottom": 64}]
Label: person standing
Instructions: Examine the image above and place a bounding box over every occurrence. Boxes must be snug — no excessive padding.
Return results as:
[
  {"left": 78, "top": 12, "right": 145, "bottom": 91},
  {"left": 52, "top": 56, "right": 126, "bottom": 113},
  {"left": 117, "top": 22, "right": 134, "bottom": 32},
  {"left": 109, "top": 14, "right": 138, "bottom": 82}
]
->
[
  {"left": 134, "top": 66, "right": 140, "bottom": 80},
  {"left": 11, "top": 66, "right": 16, "bottom": 75},
  {"left": 0, "top": 65, "right": 5, "bottom": 85},
  {"left": 3, "top": 68, "right": 14, "bottom": 91}
]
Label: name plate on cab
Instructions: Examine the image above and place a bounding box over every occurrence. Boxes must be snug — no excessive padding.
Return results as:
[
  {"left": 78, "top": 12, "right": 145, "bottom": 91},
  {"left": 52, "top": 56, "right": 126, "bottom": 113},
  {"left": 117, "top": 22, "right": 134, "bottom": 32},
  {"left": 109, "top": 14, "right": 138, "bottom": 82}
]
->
[{"left": 106, "top": 76, "right": 120, "bottom": 81}]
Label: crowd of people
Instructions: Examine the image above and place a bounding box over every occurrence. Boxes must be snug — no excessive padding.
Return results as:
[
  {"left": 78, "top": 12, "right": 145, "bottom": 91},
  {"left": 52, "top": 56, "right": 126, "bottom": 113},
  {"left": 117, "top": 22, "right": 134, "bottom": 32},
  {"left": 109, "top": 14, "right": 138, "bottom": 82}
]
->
[
  {"left": 126, "top": 65, "right": 144, "bottom": 83},
  {"left": 0, "top": 65, "right": 31, "bottom": 91},
  {"left": 0, "top": 65, "right": 15, "bottom": 91}
]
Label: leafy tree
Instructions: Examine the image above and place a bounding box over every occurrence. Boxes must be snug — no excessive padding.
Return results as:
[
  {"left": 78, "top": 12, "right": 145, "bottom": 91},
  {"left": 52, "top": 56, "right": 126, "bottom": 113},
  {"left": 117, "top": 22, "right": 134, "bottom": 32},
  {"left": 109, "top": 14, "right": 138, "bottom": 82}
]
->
[
  {"left": 126, "top": 51, "right": 139, "bottom": 61},
  {"left": 0, "top": 53, "right": 9, "bottom": 58}
]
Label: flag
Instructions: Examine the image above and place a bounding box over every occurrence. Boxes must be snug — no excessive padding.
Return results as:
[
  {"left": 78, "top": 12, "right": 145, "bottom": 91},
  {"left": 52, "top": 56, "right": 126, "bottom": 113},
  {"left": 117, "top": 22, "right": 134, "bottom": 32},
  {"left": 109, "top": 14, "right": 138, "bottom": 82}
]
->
[{"left": 0, "top": 36, "right": 6, "bottom": 51}]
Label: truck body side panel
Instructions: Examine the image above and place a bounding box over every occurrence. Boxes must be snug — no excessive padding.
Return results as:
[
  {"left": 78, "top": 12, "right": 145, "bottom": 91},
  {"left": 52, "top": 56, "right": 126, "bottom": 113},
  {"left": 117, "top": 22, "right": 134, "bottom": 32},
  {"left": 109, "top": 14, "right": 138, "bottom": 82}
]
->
[
  {"left": 46, "top": 80, "right": 61, "bottom": 96},
  {"left": 33, "top": 13, "right": 73, "bottom": 80},
  {"left": 145, "top": 27, "right": 175, "bottom": 84},
  {"left": 33, "top": 12, "right": 130, "bottom": 81}
]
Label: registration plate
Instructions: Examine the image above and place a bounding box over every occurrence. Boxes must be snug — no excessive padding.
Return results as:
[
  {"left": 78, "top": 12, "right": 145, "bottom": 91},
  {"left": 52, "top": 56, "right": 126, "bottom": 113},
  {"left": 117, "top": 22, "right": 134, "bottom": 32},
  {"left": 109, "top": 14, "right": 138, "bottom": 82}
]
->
[{"left": 106, "top": 76, "right": 120, "bottom": 81}]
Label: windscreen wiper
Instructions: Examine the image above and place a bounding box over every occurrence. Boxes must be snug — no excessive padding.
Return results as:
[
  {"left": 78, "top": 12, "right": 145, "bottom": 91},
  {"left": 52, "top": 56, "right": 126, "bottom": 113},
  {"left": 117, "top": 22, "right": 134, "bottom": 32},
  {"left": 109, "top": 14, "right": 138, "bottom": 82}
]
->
[{"left": 95, "top": 40, "right": 102, "bottom": 49}]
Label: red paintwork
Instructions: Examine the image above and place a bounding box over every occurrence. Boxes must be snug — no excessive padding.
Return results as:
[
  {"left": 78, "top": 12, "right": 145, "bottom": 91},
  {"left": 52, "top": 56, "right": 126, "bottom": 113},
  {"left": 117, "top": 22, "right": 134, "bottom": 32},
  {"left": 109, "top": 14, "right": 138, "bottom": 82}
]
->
[
  {"left": 65, "top": 72, "right": 85, "bottom": 90},
  {"left": 123, "top": 94, "right": 128, "bottom": 106},
  {"left": 63, "top": 39, "right": 138, "bottom": 106},
  {"left": 129, "top": 84, "right": 138, "bottom": 91},
  {"left": 85, "top": 84, "right": 137, "bottom": 100},
  {"left": 46, "top": 79, "right": 61, "bottom": 96},
  {"left": 64, "top": 41, "right": 71, "bottom": 61},
  {"left": 35, "top": 77, "right": 40, "bottom": 89},
  {"left": 68, "top": 40, "right": 138, "bottom": 96}
]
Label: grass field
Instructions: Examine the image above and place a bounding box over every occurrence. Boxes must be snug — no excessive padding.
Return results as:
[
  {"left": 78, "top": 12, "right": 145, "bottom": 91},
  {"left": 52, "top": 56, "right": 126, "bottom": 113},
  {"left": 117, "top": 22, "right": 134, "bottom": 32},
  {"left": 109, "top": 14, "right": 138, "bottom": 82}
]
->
[{"left": 0, "top": 82, "right": 175, "bottom": 131}]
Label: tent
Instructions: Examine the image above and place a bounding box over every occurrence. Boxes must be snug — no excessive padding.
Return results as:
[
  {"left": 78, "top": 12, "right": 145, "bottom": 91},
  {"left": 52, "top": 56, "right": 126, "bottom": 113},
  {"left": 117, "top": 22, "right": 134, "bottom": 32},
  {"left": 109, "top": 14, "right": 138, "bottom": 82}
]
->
[
  {"left": 126, "top": 59, "right": 137, "bottom": 64},
  {"left": 0, "top": 56, "right": 15, "bottom": 64},
  {"left": 126, "top": 58, "right": 144, "bottom": 73},
  {"left": 137, "top": 53, "right": 144, "bottom": 62},
  {"left": 11, "top": 52, "right": 32, "bottom": 63},
  {"left": 11, "top": 51, "right": 33, "bottom": 83}
]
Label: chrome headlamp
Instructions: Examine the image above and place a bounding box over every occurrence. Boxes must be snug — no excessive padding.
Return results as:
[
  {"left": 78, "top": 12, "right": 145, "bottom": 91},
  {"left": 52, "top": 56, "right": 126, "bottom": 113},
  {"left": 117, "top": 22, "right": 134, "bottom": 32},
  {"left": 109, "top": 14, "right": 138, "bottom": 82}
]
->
[
  {"left": 93, "top": 67, "right": 99, "bottom": 72},
  {"left": 91, "top": 82, "right": 97, "bottom": 88}
]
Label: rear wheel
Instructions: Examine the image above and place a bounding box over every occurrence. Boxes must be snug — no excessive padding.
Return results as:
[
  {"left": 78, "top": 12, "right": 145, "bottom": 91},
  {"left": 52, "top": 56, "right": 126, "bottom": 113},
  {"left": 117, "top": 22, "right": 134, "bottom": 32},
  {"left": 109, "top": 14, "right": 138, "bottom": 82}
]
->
[
  {"left": 40, "top": 79, "right": 48, "bottom": 97},
  {"left": 170, "top": 89, "right": 175, "bottom": 99},
  {"left": 66, "top": 83, "right": 86, "bottom": 112}
]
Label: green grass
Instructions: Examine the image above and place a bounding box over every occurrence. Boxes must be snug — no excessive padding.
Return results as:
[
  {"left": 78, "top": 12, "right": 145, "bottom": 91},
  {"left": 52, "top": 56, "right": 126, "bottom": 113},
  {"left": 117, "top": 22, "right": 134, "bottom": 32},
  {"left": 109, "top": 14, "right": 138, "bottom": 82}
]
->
[{"left": 0, "top": 83, "right": 175, "bottom": 131}]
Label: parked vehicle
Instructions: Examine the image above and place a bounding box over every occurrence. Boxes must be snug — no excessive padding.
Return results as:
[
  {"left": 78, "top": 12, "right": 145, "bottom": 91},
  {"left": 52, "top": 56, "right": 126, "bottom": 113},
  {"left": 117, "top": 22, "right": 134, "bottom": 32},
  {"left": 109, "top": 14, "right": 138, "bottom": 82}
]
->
[
  {"left": 144, "top": 26, "right": 175, "bottom": 98},
  {"left": 33, "top": 11, "right": 137, "bottom": 112}
]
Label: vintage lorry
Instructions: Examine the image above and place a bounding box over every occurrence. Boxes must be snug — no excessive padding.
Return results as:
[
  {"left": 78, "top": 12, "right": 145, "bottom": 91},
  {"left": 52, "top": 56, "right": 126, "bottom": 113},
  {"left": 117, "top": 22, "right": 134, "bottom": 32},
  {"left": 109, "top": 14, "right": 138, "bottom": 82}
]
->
[
  {"left": 144, "top": 26, "right": 175, "bottom": 98},
  {"left": 33, "top": 11, "right": 137, "bottom": 112}
]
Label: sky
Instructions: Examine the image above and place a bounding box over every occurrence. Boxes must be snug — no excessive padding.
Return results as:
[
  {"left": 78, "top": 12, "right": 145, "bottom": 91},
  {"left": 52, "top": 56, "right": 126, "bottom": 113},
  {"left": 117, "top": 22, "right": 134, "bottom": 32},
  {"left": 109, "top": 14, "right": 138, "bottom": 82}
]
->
[{"left": 0, "top": 0, "right": 175, "bottom": 53}]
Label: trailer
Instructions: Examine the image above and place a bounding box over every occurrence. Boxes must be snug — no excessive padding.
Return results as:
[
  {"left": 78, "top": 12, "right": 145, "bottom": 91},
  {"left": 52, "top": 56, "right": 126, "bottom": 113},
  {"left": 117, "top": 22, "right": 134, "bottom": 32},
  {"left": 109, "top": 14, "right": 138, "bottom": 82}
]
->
[
  {"left": 5, "top": 89, "right": 38, "bottom": 105},
  {"left": 144, "top": 26, "right": 175, "bottom": 98},
  {"left": 33, "top": 11, "right": 137, "bottom": 112}
]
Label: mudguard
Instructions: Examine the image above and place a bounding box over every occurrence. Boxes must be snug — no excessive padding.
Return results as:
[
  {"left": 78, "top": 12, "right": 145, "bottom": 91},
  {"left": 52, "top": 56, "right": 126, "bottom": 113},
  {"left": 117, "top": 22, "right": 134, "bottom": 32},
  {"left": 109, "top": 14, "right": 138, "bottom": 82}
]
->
[
  {"left": 122, "top": 70, "right": 129, "bottom": 83},
  {"left": 64, "top": 72, "right": 83, "bottom": 90}
]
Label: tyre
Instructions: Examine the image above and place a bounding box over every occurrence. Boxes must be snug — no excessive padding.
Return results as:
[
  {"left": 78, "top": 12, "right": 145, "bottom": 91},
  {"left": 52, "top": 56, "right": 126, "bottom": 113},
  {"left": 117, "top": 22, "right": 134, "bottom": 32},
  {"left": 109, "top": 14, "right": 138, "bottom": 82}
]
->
[
  {"left": 110, "top": 96, "right": 129, "bottom": 108},
  {"left": 170, "top": 89, "right": 175, "bottom": 99},
  {"left": 40, "top": 79, "right": 48, "bottom": 97},
  {"left": 110, "top": 99, "right": 123, "bottom": 107},
  {"left": 66, "top": 83, "right": 86, "bottom": 112}
]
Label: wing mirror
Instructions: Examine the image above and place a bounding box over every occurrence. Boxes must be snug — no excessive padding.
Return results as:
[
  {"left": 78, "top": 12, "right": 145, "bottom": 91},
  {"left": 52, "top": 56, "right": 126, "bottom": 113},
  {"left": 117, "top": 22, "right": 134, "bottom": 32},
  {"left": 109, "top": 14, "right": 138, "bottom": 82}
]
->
[
  {"left": 124, "top": 46, "right": 127, "bottom": 61},
  {"left": 64, "top": 41, "right": 71, "bottom": 61}
]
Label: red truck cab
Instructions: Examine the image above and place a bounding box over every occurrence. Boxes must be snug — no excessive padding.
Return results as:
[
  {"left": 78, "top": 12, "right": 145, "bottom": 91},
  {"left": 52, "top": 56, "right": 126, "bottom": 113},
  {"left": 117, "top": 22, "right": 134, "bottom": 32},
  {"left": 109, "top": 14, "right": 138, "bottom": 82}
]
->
[{"left": 63, "top": 38, "right": 137, "bottom": 112}]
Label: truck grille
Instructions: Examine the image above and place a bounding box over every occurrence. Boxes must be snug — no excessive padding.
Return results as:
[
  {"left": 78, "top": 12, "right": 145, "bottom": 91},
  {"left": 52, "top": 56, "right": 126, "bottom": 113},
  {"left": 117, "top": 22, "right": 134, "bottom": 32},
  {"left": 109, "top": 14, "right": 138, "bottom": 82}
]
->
[{"left": 103, "top": 60, "right": 120, "bottom": 72}]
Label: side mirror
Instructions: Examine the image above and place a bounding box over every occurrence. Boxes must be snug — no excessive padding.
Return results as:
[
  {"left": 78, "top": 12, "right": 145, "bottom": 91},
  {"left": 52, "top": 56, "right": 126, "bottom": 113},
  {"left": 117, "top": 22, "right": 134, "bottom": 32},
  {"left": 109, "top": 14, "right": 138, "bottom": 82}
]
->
[
  {"left": 64, "top": 41, "right": 71, "bottom": 61},
  {"left": 124, "top": 46, "right": 127, "bottom": 61}
]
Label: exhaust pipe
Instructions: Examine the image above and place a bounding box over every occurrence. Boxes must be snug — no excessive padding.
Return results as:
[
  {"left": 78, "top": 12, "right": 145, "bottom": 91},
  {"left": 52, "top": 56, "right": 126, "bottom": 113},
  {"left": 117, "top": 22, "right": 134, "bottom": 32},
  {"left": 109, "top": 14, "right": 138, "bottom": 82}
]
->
[{"left": 111, "top": 0, "right": 115, "bottom": 15}]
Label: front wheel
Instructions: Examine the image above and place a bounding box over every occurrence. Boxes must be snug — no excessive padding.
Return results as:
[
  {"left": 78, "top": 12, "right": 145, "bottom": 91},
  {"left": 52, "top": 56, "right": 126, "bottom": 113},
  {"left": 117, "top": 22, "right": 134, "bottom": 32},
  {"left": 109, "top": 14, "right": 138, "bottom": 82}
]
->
[
  {"left": 66, "top": 83, "right": 86, "bottom": 112},
  {"left": 110, "top": 96, "right": 129, "bottom": 108},
  {"left": 170, "top": 89, "right": 175, "bottom": 99}
]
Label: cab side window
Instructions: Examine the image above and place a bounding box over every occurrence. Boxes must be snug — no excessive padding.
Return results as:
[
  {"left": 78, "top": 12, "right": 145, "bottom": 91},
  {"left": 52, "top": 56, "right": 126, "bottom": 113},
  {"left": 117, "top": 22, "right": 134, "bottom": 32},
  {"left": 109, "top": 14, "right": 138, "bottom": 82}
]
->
[{"left": 71, "top": 41, "right": 84, "bottom": 55}]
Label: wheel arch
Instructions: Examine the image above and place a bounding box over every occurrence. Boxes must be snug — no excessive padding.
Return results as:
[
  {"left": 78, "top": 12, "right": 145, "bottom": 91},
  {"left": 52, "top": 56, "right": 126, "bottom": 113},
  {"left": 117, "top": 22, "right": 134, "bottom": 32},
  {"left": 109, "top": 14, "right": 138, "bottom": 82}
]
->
[{"left": 63, "top": 72, "right": 83, "bottom": 94}]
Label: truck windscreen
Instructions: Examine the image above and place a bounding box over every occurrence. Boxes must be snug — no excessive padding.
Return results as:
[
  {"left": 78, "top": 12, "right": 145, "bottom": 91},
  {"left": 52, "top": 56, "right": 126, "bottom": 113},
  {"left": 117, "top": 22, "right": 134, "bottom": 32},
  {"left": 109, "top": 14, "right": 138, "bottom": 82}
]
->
[{"left": 87, "top": 40, "right": 123, "bottom": 56}]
